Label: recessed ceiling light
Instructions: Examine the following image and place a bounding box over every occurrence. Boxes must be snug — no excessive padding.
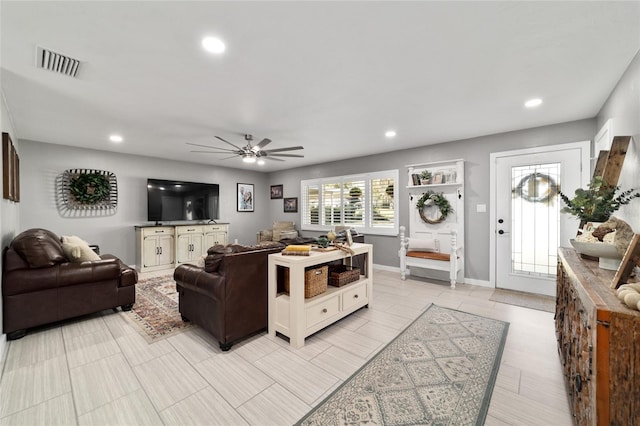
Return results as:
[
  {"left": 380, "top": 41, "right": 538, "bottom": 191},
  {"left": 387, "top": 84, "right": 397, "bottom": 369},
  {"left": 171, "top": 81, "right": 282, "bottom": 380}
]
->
[
  {"left": 109, "top": 134, "right": 123, "bottom": 143},
  {"left": 385, "top": 130, "right": 397, "bottom": 138},
  {"left": 524, "top": 98, "right": 543, "bottom": 108},
  {"left": 202, "top": 36, "right": 226, "bottom": 54}
]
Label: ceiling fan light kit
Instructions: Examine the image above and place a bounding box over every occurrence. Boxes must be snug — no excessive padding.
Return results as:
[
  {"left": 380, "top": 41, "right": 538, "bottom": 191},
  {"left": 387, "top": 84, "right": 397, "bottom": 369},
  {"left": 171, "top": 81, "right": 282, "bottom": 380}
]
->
[{"left": 187, "top": 134, "right": 304, "bottom": 165}]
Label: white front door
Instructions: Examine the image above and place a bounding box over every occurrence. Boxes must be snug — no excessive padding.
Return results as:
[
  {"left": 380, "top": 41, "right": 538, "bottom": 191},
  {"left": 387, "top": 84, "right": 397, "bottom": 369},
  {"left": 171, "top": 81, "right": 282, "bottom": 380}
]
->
[{"left": 491, "top": 142, "right": 589, "bottom": 296}]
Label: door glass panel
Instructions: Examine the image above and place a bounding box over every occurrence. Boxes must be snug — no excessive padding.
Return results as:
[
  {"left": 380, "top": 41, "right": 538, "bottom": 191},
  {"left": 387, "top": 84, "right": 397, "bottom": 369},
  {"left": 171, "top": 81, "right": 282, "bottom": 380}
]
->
[{"left": 511, "top": 163, "right": 560, "bottom": 277}]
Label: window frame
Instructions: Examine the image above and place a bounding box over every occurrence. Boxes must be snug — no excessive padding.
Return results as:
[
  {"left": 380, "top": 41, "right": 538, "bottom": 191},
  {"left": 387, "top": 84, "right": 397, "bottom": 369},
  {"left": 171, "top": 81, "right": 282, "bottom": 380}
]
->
[{"left": 301, "top": 169, "right": 398, "bottom": 236}]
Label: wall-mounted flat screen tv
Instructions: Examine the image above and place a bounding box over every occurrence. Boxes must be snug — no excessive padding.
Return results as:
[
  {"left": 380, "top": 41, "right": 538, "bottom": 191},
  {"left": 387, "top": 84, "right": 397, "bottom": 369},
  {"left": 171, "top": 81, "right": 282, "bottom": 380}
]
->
[{"left": 147, "top": 179, "right": 220, "bottom": 222}]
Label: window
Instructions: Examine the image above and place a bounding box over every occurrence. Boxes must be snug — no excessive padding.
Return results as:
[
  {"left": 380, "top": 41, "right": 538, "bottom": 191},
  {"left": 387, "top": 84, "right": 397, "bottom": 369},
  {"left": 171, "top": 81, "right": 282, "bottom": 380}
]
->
[{"left": 301, "top": 170, "right": 398, "bottom": 235}]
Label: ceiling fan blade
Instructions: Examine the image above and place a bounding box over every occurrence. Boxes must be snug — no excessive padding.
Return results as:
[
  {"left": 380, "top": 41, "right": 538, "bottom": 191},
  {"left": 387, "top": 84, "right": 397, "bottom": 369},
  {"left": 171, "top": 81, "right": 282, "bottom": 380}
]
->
[
  {"left": 267, "top": 153, "right": 304, "bottom": 158},
  {"left": 255, "top": 138, "right": 272, "bottom": 150},
  {"left": 215, "top": 136, "right": 244, "bottom": 151},
  {"left": 263, "top": 156, "right": 285, "bottom": 161},
  {"left": 187, "top": 142, "right": 236, "bottom": 152},
  {"left": 263, "top": 146, "right": 304, "bottom": 153},
  {"left": 190, "top": 150, "right": 240, "bottom": 154}
]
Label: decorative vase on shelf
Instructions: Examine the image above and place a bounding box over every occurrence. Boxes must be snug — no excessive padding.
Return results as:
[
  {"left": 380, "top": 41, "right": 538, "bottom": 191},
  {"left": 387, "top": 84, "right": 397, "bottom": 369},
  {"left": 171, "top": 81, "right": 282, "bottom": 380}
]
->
[{"left": 327, "top": 230, "right": 336, "bottom": 242}]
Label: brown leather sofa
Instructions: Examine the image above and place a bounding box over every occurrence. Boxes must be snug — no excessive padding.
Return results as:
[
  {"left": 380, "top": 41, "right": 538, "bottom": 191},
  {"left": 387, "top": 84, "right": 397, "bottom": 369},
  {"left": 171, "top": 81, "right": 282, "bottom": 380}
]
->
[
  {"left": 173, "top": 242, "right": 284, "bottom": 351},
  {"left": 2, "top": 228, "right": 137, "bottom": 340}
]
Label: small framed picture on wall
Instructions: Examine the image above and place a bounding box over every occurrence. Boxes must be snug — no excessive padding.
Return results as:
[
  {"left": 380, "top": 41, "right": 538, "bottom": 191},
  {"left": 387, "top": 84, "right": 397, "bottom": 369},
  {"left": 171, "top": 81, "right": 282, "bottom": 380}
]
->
[
  {"left": 237, "top": 183, "right": 254, "bottom": 212},
  {"left": 284, "top": 197, "right": 298, "bottom": 213},
  {"left": 270, "top": 184, "right": 283, "bottom": 199}
]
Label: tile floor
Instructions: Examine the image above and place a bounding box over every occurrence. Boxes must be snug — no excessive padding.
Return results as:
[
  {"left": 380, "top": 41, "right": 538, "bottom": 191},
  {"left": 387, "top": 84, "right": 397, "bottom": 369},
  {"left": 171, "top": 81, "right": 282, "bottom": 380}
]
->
[{"left": 0, "top": 269, "right": 573, "bottom": 425}]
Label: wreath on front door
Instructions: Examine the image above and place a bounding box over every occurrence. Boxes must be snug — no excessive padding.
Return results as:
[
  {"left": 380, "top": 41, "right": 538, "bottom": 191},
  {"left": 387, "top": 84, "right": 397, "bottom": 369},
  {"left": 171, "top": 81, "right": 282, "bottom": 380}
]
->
[{"left": 416, "top": 191, "right": 453, "bottom": 224}]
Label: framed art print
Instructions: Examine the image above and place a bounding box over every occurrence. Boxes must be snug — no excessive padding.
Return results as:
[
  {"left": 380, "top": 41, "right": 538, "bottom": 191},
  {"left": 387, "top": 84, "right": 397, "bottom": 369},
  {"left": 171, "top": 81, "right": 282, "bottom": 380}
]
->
[
  {"left": 237, "top": 183, "right": 254, "bottom": 212},
  {"left": 270, "top": 184, "right": 283, "bottom": 199},
  {"left": 2, "top": 132, "right": 19, "bottom": 202},
  {"left": 284, "top": 197, "right": 298, "bottom": 213}
]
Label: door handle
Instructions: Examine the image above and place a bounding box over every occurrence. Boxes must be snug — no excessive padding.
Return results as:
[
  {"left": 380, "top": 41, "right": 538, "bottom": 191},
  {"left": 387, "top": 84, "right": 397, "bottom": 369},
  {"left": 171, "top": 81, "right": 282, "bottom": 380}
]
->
[{"left": 498, "top": 230, "right": 509, "bottom": 235}]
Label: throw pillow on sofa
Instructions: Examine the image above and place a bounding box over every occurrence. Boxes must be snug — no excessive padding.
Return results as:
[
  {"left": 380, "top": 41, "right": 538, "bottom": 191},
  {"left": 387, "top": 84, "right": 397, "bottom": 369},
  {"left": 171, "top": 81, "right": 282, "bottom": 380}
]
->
[{"left": 61, "top": 235, "right": 100, "bottom": 262}]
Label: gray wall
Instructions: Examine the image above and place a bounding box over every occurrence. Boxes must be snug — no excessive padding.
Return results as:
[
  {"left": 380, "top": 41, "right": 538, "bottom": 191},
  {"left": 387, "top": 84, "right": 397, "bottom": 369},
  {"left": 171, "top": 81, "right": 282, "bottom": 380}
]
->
[
  {"left": 597, "top": 50, "right": 640, "bottom": 232},
  {"left": 18, "top": 141, "right": 272, "bottom": 266},
  {"left": 268, "top": 119, "right": 596, "bottom": 281},
  {"left": 1, "top": 92, "right": 21, "bottom": 360}
]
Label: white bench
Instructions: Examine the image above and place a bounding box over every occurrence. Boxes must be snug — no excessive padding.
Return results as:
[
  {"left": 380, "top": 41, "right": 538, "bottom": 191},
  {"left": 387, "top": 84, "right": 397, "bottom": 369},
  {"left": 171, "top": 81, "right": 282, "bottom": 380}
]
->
[{"left": 398, "top": 225, "right": 461, "bottom": 288}]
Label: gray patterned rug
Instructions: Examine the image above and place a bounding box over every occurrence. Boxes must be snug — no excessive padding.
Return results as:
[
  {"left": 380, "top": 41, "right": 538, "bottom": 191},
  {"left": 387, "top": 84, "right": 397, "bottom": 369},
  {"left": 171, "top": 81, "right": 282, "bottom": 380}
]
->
[{"left": 297, "top": 304, "right": 509, "bottom": 426}]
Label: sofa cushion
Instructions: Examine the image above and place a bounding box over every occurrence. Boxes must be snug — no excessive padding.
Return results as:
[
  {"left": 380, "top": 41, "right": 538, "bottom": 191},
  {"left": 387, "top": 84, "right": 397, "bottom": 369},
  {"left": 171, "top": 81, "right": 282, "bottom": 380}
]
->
[
  {"left": 272, "top": 221, "right": 295, "bottom": 241},
  {"left": 62, "top": 241, "right": 101, "bottom": 262},
  {"left": 61, "top": 235, "right": 89, "bottom": 246},
  {"left": 258, "top": 229, "right": 273, "bottom": 242},
  {"left": 11, "top": 228, "right": 67, "bottom": 268},
  {"left": 205, "top": 244, "right": 250, "bottom": 273},
  {"left": 407, "top": 238, "right": 437, "bottom": 252},
  {"left": 205, "top": 245, "right": 227, "bottom": 272}
]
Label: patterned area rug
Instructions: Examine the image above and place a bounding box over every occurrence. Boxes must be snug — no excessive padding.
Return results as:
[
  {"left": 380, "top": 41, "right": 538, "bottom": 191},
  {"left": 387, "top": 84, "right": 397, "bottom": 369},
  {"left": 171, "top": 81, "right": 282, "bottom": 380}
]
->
[
  {"left": 121, "top": 274, "right": 192, "bottom": 342},
  {"left": 297, "top": 304, "right": 509, "bottom": 426},
  {"left": 489, "top": 288, "right": 555, "bottom": 313}
]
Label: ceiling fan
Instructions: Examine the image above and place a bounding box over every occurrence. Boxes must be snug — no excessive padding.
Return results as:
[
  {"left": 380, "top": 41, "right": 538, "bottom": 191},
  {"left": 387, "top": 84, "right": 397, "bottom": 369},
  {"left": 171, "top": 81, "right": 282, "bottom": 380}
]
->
[{"left": 187, "top": 134, "right": 304, "bottom": 164}]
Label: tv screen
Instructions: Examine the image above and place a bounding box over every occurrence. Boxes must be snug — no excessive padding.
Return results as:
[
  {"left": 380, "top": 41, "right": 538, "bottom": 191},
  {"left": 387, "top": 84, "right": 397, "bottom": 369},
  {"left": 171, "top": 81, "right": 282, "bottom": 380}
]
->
[{"left": 147, "top": 179, "right": 220, "bottom": 222}]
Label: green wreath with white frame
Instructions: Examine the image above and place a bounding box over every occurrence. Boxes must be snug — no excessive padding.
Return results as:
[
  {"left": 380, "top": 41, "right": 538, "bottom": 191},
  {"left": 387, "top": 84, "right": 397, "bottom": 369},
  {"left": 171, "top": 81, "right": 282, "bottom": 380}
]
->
[
  {"left": 69, "top": 173, "right": 111, "bottom": 204},
  {"left": 416, "top": 191, "right": 453, "bottom": 224}
]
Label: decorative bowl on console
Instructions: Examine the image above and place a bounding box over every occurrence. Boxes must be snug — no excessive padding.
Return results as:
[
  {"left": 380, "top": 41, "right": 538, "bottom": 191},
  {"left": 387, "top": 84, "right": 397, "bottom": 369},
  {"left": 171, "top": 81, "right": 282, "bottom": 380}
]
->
[{"left": 569, "top": 239, "right": 622, "bottom": 271}]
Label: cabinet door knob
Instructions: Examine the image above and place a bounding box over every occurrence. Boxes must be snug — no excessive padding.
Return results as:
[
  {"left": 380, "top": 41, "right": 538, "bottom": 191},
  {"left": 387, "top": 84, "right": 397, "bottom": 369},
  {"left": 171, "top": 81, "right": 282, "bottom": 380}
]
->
[
  {"left": 322, "top": 308, "right": 328, "bottom": 313},
  {"left": 354, "top": 294, "right": 359, "bottom": 299}
]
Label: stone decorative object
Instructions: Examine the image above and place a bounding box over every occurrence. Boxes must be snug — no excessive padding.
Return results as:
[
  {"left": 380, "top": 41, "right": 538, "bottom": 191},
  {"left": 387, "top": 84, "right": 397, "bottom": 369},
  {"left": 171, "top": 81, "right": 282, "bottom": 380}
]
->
[{"left": 617, "top": 283, "right": 640, "bottom": 311}]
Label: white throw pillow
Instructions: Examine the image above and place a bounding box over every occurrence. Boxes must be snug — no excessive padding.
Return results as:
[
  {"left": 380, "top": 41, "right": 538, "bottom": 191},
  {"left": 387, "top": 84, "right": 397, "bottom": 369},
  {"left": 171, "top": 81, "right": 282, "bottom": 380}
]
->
[
  {"left": 61, "top": 239, "right": 100, "bottom": 262},
  {"left": 61, "top": 235, "right": 89, "bottom": 246},
  {"left": 407, "top": 238, "right": 437, "bottom": 252}
]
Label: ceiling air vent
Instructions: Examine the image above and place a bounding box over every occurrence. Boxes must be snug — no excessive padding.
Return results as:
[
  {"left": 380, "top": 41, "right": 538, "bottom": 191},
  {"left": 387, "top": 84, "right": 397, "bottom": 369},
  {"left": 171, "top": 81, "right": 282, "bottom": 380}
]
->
[{"left": 36, "top": 46, "right": 81, "bottom": 78}]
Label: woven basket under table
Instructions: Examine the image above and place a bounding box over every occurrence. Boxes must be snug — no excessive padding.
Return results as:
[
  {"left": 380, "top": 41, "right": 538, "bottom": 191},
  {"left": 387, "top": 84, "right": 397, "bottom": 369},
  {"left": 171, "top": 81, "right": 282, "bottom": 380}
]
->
[
  {"left": 284, "top": 265, "right": 328, "bottom": 298},
  {"left": 328, "top": 264, "right": 360, "bottom": 287}
]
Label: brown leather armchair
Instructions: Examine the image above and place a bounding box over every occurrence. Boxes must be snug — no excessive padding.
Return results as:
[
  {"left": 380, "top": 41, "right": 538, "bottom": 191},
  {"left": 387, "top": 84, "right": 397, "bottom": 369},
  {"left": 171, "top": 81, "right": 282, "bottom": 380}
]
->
[
  {"left": 2, "top": 228, "right": 137, "bottom": 340},
  {"left": 173, "top": 242, "right": 284, "bottom": 351}
]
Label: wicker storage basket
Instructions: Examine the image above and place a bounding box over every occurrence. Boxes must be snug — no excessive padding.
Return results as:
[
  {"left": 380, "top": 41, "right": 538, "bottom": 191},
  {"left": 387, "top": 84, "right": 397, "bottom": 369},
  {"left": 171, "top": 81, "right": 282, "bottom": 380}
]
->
[
  {"left": 284, "top": 265, "right": 328, "bottom": 298},
  {"left": 328, "top": 264, "right": 360, "bottom": 287}
]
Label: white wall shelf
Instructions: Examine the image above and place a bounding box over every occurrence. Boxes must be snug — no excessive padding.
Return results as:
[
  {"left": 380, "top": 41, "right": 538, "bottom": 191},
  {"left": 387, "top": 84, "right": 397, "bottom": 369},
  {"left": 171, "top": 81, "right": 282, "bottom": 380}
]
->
[{"left": 402, "top": 159, "right": 465, "bottom": 283}]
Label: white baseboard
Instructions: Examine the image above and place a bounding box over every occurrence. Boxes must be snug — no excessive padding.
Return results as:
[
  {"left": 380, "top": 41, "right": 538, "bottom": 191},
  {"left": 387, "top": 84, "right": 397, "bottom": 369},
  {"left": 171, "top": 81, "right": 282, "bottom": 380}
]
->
[
  {"left": 464, "top": 278, "right": 493, "bottom": 288},
  {"left": 373, "top": 264, "right": 399, "bottom": 272},
  {"left": 374, "top": 264, "right": 494, "bottom": 289}
]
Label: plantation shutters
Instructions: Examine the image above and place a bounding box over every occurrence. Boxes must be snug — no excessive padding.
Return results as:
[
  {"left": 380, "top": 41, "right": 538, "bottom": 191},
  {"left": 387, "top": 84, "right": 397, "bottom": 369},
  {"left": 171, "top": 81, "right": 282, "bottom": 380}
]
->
[{"left": 301, "top": 170, "right": 398, "bottom": 235}]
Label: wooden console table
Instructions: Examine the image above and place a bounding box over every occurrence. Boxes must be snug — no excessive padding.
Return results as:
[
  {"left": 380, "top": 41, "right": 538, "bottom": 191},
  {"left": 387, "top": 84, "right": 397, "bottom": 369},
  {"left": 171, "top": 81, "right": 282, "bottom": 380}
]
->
[
  {"left": 268, "top": 243, "right": 373, "bottom": 348},
  {"left": 556, "top": 248, "right": 640, "bottom": 425}
]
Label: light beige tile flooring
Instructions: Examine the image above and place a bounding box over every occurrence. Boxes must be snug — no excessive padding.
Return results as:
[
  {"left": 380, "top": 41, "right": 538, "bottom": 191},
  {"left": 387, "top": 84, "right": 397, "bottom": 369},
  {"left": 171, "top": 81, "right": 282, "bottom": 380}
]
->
[{"left": 0, "top": 269, "right": 573, "bottom": 425}]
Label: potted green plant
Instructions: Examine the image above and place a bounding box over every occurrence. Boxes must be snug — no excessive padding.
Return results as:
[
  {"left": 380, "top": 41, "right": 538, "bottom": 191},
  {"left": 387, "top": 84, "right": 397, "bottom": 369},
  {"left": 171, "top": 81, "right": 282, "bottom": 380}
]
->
[
  {"left": 419, "top": 170, "right": 432, "bottom": 185},
  {"left": 559, "top": 176, "right": 640, "bottom": 222}
]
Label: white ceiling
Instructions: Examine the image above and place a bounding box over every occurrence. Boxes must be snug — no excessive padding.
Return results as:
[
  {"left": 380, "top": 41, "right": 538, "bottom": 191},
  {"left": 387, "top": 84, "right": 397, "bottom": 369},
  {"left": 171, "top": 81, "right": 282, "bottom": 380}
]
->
[{"left": 1, "top": 1, "right": 639, "bottom": 172}]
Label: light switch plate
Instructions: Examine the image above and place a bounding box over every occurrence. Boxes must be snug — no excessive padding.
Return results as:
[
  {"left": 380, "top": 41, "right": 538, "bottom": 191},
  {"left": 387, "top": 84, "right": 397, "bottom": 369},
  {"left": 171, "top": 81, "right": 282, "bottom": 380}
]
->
[{"left": 476, "top": 204, "right": 486, "bottom": 213}]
